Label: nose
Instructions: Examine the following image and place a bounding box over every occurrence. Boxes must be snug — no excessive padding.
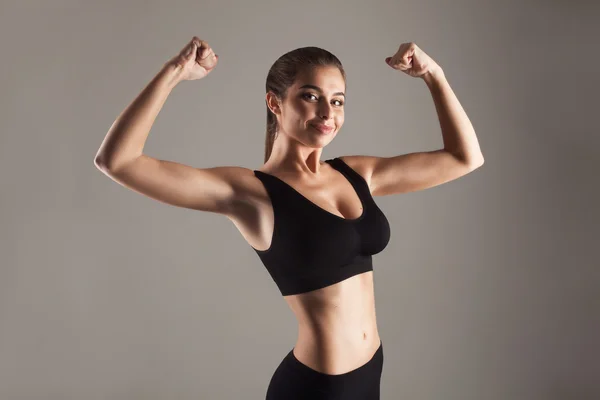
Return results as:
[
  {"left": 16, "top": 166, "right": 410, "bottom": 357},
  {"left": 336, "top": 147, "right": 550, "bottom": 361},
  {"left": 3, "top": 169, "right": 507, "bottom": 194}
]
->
[{"left": 318, "top": 101, "right": 334, "bottom": 120}]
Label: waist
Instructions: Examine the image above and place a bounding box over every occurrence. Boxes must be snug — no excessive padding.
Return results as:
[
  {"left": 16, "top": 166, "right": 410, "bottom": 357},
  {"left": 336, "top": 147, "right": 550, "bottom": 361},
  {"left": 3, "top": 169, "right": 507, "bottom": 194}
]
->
[
  {"left": 292, "top": 324, "right": 381, "bottom": 375},
  {"left": 296, "top": 321, "right": 380, "bottom": 347}
]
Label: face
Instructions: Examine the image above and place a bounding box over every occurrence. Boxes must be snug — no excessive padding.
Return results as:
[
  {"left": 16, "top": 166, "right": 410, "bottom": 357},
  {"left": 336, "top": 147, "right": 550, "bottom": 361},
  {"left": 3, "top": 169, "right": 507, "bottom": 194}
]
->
[{"left": 268, "top": 65, "right": 346, "bottom": 148}]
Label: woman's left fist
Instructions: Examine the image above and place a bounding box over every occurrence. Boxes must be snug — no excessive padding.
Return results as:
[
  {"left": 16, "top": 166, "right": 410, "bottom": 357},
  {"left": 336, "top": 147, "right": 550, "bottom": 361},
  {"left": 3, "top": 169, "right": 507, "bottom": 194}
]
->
[{"left": 385, "top": 42, "right": 440, "bottom": 79}]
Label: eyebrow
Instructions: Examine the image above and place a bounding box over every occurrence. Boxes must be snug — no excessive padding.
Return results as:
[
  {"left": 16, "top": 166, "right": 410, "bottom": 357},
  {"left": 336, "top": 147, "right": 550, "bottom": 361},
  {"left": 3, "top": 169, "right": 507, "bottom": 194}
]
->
[{"left": 299, "top": 84, "right": 345, "bottom": 98}]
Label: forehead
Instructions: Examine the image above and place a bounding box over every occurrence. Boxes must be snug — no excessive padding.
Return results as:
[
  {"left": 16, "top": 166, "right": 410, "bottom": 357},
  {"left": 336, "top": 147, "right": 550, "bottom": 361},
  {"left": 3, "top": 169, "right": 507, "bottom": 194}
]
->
[{"left": 292, "top": 66, "right": 345, "bottom": 93}]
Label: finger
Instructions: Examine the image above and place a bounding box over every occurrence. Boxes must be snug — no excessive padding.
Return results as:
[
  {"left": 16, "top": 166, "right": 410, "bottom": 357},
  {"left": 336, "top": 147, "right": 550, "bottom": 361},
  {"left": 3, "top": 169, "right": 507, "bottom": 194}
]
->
[
  {"left": 192, "top": 38, "right": 209, "bottom": 56},
  {"left": 192, "top": 37, "right": 203, "bottom": 47},
  {"left": 390, "top": 58, "right": 406, "bottom": 68},
  {"left": 199, "top": 47, "right": 207, "bottom": 59},
  {"left": 206, "top": 47, "right": 215, "bottom": 58},
  {"left": 398, "top": 52, "right": 410, "bottom": 66},
  {"left": 387, "top": 57, "right": 400, "bottom": 66}
]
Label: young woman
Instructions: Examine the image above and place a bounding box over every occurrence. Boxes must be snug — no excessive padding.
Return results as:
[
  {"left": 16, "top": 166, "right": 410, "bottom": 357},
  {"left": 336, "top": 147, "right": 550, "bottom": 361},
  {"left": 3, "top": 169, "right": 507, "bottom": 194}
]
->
[{"left": 94, "top": 36, "right": 484, "bottom": 399}]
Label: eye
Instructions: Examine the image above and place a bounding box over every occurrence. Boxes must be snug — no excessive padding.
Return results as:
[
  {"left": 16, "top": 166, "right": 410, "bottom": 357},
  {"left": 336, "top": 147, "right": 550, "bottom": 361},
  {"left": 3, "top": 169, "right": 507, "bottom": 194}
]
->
[{"left": 302, "top": 93, "right": 344, "bottom": 106}]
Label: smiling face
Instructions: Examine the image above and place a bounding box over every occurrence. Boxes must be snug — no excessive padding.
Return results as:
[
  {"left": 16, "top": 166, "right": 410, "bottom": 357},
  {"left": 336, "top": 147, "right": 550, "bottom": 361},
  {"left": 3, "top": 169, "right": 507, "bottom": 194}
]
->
[{"left": 267, "top": 65, "right": 346, "bottom": 148}]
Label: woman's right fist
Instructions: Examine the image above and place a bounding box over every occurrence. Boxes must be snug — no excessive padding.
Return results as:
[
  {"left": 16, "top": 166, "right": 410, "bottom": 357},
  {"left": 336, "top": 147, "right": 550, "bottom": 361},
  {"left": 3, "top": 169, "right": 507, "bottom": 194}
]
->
[{"left": 167, "top": 37, "right": 219, "bottom": 81}]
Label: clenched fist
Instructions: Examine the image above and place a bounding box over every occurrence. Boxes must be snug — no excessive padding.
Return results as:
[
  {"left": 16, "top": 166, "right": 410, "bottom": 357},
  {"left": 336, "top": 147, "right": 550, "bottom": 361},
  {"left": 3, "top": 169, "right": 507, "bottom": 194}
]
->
[{"left": 166, "top": 36, "right": 219, "bottom": 81}]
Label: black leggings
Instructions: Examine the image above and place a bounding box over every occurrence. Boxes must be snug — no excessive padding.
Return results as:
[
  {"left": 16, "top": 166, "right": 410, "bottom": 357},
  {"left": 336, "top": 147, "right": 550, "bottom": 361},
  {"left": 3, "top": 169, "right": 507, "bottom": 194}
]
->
[{"left": 266, "top": 340, "right": 384, "bottom": 399}]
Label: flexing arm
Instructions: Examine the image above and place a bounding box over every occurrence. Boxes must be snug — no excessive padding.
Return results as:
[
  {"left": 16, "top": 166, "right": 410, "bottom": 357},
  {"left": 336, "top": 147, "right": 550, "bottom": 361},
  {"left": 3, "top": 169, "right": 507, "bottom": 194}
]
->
[
  {"left": 94, "top": 63, "right": 182, "bottom": 171},
  {"left": 94, "top": 39, "right": 241, "bottom": 215}
]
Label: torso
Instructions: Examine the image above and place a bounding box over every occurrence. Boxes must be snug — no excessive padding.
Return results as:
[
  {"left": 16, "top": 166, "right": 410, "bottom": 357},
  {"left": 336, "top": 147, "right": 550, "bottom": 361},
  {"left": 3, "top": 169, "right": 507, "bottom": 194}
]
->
[{"left": 226, "top": 157, "right": 381, "bottom": 375}]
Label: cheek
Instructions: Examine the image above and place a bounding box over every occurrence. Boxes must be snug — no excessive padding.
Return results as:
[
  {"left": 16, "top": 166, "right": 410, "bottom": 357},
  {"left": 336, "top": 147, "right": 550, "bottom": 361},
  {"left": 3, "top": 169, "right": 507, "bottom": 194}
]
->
[
  {"left": 290, "top": 106, "right": 312, "bottom": 125},
  {"left": 294, "top": 102, "right": 312, "bottom": 116},
  {"left": 283, "top": 100, "right": 307, "bottom": 118}
]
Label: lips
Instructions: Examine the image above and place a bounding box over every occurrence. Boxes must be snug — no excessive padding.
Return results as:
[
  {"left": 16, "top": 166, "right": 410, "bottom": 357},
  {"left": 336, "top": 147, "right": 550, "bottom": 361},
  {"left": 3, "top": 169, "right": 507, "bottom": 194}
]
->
[{"left": 311, "top": 124, "right": 334, "bottom": 134}]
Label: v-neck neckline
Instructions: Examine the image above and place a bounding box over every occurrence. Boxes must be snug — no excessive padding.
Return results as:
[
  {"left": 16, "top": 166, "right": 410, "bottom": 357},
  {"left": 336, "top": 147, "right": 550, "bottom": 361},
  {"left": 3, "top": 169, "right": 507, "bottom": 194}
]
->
[{"left": 254, "top": 158, "right": 366, "bottom": 222}]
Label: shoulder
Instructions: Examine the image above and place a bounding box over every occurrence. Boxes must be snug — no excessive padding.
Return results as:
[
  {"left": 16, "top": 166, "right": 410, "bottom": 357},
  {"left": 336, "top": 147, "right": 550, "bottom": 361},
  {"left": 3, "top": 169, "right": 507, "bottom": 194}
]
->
[{"left": 336, "top": 155, "right": 379, "bottom": 192}]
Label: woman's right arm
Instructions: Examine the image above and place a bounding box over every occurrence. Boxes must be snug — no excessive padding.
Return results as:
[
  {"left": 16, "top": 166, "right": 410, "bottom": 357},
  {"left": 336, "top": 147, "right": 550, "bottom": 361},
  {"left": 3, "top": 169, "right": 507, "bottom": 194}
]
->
[{"left": 94, "top": 41, "right": 242, "bottom": 216}]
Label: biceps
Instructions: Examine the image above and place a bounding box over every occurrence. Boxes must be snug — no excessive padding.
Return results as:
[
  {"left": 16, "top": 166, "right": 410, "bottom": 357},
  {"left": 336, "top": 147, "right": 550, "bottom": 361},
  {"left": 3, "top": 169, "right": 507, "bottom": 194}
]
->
[
  {"left": 99, "top": 155, "right": 237, "bottom": 214},
  {"left": 371, "top": 150, "right": 476, "bottom": 196}
]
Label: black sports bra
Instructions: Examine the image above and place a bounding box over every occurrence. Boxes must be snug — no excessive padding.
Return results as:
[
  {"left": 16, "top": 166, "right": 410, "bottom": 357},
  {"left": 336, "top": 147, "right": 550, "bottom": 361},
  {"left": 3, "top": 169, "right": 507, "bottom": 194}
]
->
[{"left": 252, "top": 157, "right": 391, "bottom": 296}]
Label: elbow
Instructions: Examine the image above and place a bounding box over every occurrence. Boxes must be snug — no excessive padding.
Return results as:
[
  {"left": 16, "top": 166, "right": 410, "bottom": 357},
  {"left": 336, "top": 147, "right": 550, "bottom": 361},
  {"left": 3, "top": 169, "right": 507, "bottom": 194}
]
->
[
  {"left": 94, "top": 153, "right": 118, "bottom": 173},
  {"left": 476, "top": 150, "right": 485, "bottom": 165},
  {"left": 94, "top": 153, "right": 108, "bottom": 171},
  {"left": 457, "top": 151, "right": 484, "bottom": 169},
  {"left": 469, "top": 154, "right": 484, "bottom": 169},
  {"left": 94, "top": 152, "right": 139, "bottom": 174}
]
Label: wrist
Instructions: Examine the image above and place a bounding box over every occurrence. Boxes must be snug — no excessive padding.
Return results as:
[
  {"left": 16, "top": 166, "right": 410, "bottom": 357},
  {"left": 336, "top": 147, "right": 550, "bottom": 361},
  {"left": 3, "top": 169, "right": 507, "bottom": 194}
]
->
[
  {"left": 421, "top": 65, "right": 445, "bottom": 87},
  {"left": 159, "top": 62, "right": 186, "bottom": 89}
]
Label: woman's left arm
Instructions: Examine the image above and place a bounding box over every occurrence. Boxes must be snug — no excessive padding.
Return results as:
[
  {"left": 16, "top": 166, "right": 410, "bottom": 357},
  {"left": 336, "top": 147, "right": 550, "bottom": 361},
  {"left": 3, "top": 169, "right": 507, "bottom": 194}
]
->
[
  {"left": 342, "top": 42, "right": 484, "bottom": 197},
  {"left": 422, "top": 67, "right": 484, "bottom": 165}
]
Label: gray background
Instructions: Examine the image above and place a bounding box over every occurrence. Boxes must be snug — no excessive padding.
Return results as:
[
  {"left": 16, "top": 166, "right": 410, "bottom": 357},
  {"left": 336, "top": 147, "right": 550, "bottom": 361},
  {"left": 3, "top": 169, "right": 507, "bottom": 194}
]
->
[{"left": 2, "top": 0, "right": 599, "bottom": 399}]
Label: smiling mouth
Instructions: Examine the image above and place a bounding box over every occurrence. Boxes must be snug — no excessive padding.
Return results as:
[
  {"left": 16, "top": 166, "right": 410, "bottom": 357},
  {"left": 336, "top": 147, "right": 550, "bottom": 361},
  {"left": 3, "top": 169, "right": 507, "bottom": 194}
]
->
[{"left": 311, "top": 124, "right": 334, "bottom": 134}]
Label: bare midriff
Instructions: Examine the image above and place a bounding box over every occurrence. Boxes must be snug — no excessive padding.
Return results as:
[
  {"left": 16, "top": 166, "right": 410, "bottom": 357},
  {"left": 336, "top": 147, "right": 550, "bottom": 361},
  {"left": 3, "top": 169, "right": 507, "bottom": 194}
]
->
[{"left": 283, "top": 270, "right": 381, "bottom": 375}]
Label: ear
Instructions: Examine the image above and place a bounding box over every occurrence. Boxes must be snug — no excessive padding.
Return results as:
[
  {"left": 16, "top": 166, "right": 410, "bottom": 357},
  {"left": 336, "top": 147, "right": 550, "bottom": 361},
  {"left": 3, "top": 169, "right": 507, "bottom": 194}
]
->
[{"left": 265, "top": 91, "right": 282, "bottom": 115}]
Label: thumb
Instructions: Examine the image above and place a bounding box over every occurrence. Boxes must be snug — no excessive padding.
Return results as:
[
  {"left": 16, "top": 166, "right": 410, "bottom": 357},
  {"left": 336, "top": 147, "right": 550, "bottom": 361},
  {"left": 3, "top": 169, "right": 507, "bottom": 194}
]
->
[
  {"left": 385, "top": 57, "right": 392, "bottom": 64},
  {"left": 188, "top": 42, "right": 196, "bottom": 58}
]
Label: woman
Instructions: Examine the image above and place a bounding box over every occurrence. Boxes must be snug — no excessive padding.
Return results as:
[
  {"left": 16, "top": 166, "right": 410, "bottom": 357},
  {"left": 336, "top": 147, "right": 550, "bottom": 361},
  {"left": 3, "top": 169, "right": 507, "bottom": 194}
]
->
[{"left": 95, "top": 36, "right": 484, "bottom": 399}]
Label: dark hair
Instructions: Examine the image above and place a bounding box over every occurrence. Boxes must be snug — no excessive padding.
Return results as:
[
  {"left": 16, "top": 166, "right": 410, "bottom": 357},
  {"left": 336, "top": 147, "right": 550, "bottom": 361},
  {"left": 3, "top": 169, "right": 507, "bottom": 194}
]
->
[{"left": 264, "top": 47, "right": 346, "bottom": 163}]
